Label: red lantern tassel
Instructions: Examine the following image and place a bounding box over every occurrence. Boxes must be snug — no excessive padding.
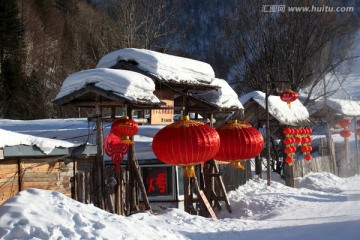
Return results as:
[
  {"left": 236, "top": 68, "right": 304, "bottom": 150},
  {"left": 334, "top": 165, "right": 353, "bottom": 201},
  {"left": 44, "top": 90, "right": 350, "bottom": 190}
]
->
[
  {"left": 183, "top": 166, "right": 196, "bottom": 178},
  {"left": 231, "top": 162, "right": 246, "bottom": 169}
]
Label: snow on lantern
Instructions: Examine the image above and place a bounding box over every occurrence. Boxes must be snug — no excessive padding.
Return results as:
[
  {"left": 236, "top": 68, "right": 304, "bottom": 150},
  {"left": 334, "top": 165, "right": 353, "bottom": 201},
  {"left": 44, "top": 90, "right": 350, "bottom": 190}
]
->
[
  {"left": 152, "top": 115, "right": 220, "bottom": 177},
  {"left": 280, "top": 89, "right": 298, "bottom": 108},
  {"left": 104, "top": 117, "right": 139, "bottom": 171},
  {"left": 214, "top": 120, "right": 264, "bottom": 169}
]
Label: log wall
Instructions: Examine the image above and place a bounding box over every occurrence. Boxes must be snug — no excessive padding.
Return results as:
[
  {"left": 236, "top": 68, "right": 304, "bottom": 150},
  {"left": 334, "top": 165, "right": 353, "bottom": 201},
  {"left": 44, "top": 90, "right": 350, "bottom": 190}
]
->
[{"left": 0, "top": 157, "right": 94, "bottom": 205}]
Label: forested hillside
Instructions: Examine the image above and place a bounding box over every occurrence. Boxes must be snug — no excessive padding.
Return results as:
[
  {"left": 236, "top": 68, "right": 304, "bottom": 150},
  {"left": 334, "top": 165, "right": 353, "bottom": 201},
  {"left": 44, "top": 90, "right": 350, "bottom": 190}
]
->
[{"left": 0, "top": 0, "right": 359, "bottom": 119}]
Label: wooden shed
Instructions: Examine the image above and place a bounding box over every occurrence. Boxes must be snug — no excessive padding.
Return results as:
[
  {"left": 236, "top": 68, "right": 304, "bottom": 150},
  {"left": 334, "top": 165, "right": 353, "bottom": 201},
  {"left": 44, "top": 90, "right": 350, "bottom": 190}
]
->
[{"left": 0, "top": 138, "right": 96, "bottom": 205}]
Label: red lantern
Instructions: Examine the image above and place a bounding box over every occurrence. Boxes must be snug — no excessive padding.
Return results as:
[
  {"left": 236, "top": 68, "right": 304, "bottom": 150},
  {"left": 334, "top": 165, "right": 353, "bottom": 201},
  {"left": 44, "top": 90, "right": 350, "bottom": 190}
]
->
[
  {"left": 285, "top": 156, "right": 293, "bottom": 165},
  {"left": 304, "top": 154, "right": 312, "bottom": 161},
  {"left": 356, "top": 129, "right": 360, "bottom": 136},
  {"left": 280, "top": 89, "right": 298, "bottom": 108},
  {"left": 152, "top": 116, "right": 220, "bottom": 177},
  {"left": 357, "top": 120, "right": 360, "bottom": 127},
  {"left": 215, "top": 120, "right": 264, "bottom": 168},
  {"left": 340, "top": 129, "right": 352, "bottom": 140},
  {"left": 104, "top": 133, "right": 130, "bottom": 170},
  {"left": 338, "top": 118, "right": 352, "bottom": 129},
  {"left": 283, "top": 128, "right": 292, "bottom": 135},
  {"left": 111, "top": 117, "right": 138, "bottom": 143},
  {"left": 283, "top": 138, "right": 292, "bottom": 145}
]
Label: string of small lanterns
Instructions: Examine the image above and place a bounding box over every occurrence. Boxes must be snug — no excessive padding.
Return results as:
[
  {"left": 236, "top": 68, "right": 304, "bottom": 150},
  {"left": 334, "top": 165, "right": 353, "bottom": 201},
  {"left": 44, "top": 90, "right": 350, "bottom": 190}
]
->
[
  {"left": 283, "top": 127, "right": 313, "bottom": 165},
  {"left": 357, "top": 119, "right": 360, "bottom": 137}
]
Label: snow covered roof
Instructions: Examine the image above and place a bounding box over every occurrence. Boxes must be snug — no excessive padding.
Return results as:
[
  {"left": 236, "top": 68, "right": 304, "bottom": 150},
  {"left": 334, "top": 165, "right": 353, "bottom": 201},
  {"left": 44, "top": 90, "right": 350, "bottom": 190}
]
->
[
  {"left": 0, "top": 128, "right": 87, "bottom": 156},
  {"left": 189, "top": 78, "right": 243, "bottom": 111},
  {"left": 239, "top": 91, "right": 311, "bottom": 126},
  {"left": 308, "top": 98, "right": 360, "bottom": 117},
  {"left": 54, "top": 68, "right": 160, "bottom": 107},
  {"left": 96, "top": 48, "right": 218, "bottom": 88},
  {"left": 0, "top": 118, "right": 162, "bottom": 160}
]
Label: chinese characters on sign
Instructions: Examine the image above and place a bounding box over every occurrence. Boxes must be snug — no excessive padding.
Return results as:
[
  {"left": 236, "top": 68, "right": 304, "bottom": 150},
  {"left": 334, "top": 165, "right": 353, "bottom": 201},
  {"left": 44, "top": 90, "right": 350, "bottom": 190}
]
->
[
  {"left": 143, "top": 167, "right": 172, "bottom": 196},
  {"left": 150, "top": 90, "right": 174, "bottom": 124}
]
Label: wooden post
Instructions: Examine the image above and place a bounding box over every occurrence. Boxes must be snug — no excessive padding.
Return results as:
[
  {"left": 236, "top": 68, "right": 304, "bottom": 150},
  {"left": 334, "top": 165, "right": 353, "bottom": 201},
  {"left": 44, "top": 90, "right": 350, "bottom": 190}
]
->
[{"left": 95, "top": 103, "right": 104, "bottom": 209}]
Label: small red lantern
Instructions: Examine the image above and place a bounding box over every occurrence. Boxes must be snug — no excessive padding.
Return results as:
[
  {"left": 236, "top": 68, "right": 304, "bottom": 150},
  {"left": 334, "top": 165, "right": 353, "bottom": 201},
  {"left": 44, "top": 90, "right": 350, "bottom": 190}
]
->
[
  {"left": 285, "top": 156, "right": 293, "bottom": 165},
  {"left": 357, "top": 120, "right": 360, "bottom": 127},
  {"left": 152, "top": 116, "right": 220, "bottom": 177},
  {"left": 338, "top": 118, "right": 352, "bottom": 130},
  {"left": 280, "top": 89, "right": 298, "bottom": 108},
  {"left": 340, "top": 129, "right": 352, "bottom": 140},
  {"left": 304, "top": 154, "right": 312, "bottom": 161},
  {"left": 283, "top": 128, "right": 292, "bottom": 135},
  {"left": 111, "top": 117, "right": 138, "bottom": 143},
  {"left": 215, "top": 120, "right": 264, "bottom": 168}
]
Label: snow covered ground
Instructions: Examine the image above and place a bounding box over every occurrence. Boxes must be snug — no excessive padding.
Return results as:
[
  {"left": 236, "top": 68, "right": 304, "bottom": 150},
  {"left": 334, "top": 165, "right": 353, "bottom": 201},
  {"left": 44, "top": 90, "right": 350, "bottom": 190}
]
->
[{"left": 1, "top": 172, "right": 359, "bottom": 240}]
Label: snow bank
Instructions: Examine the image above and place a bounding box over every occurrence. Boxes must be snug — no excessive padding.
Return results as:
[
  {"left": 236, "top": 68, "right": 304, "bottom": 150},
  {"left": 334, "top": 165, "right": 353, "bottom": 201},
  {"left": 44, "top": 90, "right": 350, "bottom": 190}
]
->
[
  {"left": 96, "top": 48, "right": 216, "bottom": 86},
  {"left": 295, "top": 172, "right": 344, "bottom": 192}
]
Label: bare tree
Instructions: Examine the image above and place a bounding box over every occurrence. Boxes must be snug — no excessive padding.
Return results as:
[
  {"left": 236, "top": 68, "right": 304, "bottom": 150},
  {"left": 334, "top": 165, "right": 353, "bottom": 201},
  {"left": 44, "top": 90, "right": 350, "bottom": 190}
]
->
[{"left": 224, "top": 0, "right": 359, "bottom": 103}]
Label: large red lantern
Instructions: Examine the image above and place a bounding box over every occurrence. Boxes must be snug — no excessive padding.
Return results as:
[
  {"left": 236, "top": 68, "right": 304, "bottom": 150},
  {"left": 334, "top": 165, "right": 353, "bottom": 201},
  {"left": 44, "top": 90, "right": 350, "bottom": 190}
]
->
[
  {"left": 111, "top": 117, "right": 138, "bottom": 143},
  {"left": 152, "top": 116, "right": 220, "bottom": 177},
  {"left": 214, "top": 120, "right": 264, "bottom": 168},
  {"left": 280, "top": 89, "right": 298, "bottom": 108}
]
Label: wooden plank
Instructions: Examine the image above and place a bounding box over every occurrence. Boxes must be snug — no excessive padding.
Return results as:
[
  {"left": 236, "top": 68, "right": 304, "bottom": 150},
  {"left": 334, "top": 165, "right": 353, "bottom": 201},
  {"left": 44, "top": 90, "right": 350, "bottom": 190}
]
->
[
  {"left": 0, "top": 163, "right": 18, "bottom": 170},
  {"left": 22, "top": 181, "right": 59, "bottom": 188},
  {"left": 0, "top": 171, "right": 18, "bottom": 179},
  {"left": 22, "top": 172, "right": 59, "bottom": 179}
]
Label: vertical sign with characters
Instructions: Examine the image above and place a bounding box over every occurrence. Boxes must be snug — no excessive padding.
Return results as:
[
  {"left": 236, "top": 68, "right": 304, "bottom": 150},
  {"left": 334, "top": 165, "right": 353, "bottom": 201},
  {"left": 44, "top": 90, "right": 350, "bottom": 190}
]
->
[{"left": 150, "top": 90, "right": 174, "bottom": 125}]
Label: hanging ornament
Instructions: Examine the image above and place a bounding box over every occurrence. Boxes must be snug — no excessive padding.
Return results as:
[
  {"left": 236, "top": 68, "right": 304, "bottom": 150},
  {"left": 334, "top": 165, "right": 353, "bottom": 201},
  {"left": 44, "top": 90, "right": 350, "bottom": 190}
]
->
[
  {"left": 215, "top": 120, "right": 264, "bottom": 169},
  {"left": 280, "top": 89, "right": 298, "bottom": 108},
  {"left": 338, "top": 117, "right": 352, "bottom": 142},
  {"left": 152, "top": 116, "right": 220, "bottom": 177},
  {"left": 104, "top": 133, "right": 131, "bottom": 170},
  {"left": 357, "top": 120, "right": 360, "bottom": 127},
  {"left": 300, "top": 127, "right": 313, "bottom": 161},
  {"left": 283, "top": 127, "right": 296, "bottom": 166}
]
